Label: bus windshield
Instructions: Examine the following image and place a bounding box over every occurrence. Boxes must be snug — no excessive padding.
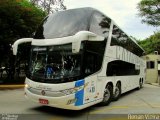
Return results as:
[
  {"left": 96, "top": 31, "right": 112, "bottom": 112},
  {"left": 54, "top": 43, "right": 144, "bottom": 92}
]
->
[
  {"left": 34, "top": 8, "right": 92, "bottom": 39},
  {"left": 28, "top": 44, "right": 82, "bottom": 83}
]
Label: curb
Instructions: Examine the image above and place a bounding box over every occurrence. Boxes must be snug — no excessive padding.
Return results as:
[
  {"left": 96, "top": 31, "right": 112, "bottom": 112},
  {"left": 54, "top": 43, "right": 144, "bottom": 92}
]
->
[
  {"left": 147, "top": 83, "right": 160, "bottom": 87},
  {"left": 0, "top": 84, "right": 25, "bottom": 89}
]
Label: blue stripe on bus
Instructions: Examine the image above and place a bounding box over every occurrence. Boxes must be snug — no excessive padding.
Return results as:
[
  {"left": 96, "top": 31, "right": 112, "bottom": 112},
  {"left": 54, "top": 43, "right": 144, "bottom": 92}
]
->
[
  {"left": 75, "top": 79, "right": 84, "bottom": 106},
  {"left": 75, "top": 79, "right": 84, "bottom": 87}
]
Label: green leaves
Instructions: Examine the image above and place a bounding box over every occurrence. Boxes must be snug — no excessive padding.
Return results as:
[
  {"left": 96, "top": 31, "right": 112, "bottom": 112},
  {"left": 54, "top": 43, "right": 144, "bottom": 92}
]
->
[
  {"left": 137, "top": 0, "right": 160, "bottom": 27},
  {"left": 0, "top": 0, "right": 46, "bottom": 67},
  {"left": 137, "top": 0, "right": 160, "bottom": 54},
  {"left": 138, "top": 31, "right": 160, "bottom": 54},
  {"left": 0, "top": 0, "right": 46, "bottom": 43}
]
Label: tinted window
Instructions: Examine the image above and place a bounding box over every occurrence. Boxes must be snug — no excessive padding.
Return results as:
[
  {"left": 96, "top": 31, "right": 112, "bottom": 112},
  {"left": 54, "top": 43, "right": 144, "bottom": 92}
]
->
[
  {"left": 90, "top": 12, "right": 111, "bottom": 37},
  {"left": 34, "top": 8, "right": 94, "bottom": 39},
  {"left": 83, "top": 40, "right": 107, "bottom": 76},
  {"left": 111, "top": 25, "right": 144, "bottom": 56},
  {"left": 147, "top": 61, "right": 155, "bottom": 69},
  {"left": 27, "top": 44, "right": 83, "bottom": 83},
  {"left": 85, "top": 40, "right": 107, "bottom": 54},
  {"left": 83, "top": 52, "right": 99, "bottom": 75},
  {"left": 106, "top": 60, "right": 140, "bottom": 76},
  {"left": 34, "top": 8, "right": 112, "bottom": 40}
]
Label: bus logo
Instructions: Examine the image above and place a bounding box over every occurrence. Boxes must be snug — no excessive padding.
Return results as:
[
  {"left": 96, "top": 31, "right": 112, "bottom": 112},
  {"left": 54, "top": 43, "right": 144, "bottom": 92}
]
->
[{"left": 41, "top": 90, "right": 46, "bottom": 96}]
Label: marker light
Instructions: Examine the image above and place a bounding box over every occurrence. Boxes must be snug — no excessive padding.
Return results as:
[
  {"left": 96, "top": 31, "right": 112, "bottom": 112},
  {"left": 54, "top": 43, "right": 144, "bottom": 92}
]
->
[
  {"left": 60, "top": 86, "right": 84, "bottom": 95},
  {"left": 25, "top": 83, "right": 30, "bottom": 89}
]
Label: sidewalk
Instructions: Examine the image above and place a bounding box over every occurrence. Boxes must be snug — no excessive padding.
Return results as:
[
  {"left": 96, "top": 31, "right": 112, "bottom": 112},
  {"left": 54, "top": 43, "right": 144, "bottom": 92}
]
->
[{"left": 147, "top": 82, "right": 160, "bottom": 87}]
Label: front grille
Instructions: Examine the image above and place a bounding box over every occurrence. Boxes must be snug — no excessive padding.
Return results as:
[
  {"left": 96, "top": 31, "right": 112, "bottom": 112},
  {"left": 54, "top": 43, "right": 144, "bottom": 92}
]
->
[{"left": 28, "top": 87, "right": 65, "bottom": 97}]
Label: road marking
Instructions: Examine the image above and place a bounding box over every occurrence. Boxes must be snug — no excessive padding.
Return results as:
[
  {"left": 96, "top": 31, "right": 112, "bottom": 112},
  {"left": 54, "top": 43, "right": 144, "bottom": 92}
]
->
[
  {"left": 48, "top": 117, "right": 64, "bottom": 120},
  {"left": 90, "top": 103, "right": 159, "bottom": 114},
  {"left": 100, "top": 117, "right": 129, "bottom": 120},
  {"left": 151, "top": 105, "right": 160, "bottom": 108},
  {"left": 90, "top": 106, "right": 129, "bottom": 114}
]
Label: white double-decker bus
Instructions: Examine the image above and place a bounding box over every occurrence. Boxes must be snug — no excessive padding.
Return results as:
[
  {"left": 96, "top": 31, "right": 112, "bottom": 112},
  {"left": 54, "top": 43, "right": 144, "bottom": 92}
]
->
[{"left": 12, "top": 7, "right": 145, "bottom": 110}]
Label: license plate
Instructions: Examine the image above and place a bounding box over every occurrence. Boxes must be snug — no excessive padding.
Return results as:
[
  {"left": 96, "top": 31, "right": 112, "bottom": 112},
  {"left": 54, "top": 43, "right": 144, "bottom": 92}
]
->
[{"left": 39, "top": 99, "right": 49, "bottom": 104}]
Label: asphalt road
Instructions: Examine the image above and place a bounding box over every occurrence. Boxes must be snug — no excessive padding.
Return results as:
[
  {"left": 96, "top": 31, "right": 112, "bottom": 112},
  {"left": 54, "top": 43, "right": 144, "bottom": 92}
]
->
[{"left": 0, "top": 84, "right": 160, "bottom": 120}]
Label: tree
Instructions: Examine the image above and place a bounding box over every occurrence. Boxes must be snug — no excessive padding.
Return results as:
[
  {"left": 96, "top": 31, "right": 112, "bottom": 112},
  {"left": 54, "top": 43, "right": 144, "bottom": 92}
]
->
[
  {"left": 0, "top": 0, "right": 46, "bottom": 80},
  {"left": 0, "top": 0, "right": 46, "bottom": 43},
  {"left": 137, "top": 0, "right": 160, "bottom": 27},
  {"left": 29, "top": 0, "right": 66, "bottom": 14},
  {"left": 138, "top": 31, "right": 160, "bottom": 54}
]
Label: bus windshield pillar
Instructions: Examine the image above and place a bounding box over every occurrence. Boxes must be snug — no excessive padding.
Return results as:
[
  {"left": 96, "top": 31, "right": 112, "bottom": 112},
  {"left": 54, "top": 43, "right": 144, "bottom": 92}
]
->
[{"left": 12, "top": 38, "right": 33, "bottom": 55}]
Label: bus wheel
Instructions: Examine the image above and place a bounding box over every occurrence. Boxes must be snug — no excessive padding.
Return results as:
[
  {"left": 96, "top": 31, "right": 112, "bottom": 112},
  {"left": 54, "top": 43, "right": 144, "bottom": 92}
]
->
[
  {"left": 139, "top": 80, "right": 143, "bottom": 89},
  {"left": 112, "top": 83, "right": 121, "bottom": 101},
  {"left": 100, "top": 84, "right": 113, "bottom": 105}
]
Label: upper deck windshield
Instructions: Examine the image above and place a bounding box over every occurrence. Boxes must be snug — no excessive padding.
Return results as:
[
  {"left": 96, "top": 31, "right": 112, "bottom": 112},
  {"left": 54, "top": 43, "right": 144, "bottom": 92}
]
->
[
  {"left": 34, "top": 7, "right": 111, "bottom": 39},
  {"left": 34, "top": 8, "right": 93, "bottom": 39},
  {"left": 28, "top": 44, "right": 82, "bottom": 83}
]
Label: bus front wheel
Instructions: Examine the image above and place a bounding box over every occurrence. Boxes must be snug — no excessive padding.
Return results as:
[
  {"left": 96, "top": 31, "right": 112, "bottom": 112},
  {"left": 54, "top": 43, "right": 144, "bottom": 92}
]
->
[{"left": 100, "top": 84, "right": 113, "bottom": 105}]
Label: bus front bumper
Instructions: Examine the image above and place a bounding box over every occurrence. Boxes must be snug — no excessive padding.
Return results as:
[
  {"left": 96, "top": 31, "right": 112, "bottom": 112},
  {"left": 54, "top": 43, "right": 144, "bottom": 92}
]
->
[{"left": 25, "top": 88, "right": 86, "bottom": 110}]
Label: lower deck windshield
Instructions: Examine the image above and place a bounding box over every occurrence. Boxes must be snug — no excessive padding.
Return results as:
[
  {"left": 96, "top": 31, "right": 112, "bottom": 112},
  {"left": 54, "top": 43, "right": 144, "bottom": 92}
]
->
[{"left": 28, "top": 44, "right": 82, "bottom": 83}]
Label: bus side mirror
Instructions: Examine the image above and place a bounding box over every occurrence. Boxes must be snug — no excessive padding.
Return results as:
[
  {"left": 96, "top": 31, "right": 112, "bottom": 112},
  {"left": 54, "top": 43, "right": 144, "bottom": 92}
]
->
[
  {"left": 12, "top": 38, "right": 32, "bottom": 55},
  {"left": 72, "top": 41, "right": 81, "bottom": 53}
]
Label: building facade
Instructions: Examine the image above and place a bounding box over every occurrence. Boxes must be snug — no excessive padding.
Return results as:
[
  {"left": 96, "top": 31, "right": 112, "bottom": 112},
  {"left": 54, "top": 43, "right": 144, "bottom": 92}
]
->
[{"left": 143, "top": 54, "right": 160, "bottom": 84}]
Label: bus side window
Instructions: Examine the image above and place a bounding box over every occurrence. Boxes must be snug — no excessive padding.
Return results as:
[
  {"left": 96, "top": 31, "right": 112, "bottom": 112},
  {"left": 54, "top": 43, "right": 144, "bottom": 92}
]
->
[
  {"left": 84, "top": 53, "right": 95, "bottom": 75},
  {"left": 107, "top": 60, "right": 140, "bottom": 76},
  {"left": 106, "top": 63, "right": 117, "bottom": 76}
]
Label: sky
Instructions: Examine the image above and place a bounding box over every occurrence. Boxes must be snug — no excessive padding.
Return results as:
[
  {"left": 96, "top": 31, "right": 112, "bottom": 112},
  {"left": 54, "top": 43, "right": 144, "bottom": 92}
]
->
[{"left": 64, "top": 0, "right": 159, "bottom": 40}]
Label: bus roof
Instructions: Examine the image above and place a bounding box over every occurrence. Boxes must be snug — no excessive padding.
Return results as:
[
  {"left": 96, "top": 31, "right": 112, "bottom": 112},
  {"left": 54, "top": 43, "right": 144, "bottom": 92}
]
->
[
  {"left": 34, "top": 7, "right": 99, "bottom": 39},
  {"left": 34, "top": 7, "right": 144, "bottom": 54}
]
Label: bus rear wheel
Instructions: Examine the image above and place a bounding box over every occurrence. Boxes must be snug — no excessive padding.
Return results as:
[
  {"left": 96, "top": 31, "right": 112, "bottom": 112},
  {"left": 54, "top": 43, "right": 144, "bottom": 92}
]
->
[
  {"left": 139, "top": 80, "right": 143, "bottom": 89},
  {"left": 100, "top": 84, "right": 113, "bottom": 106},
  {"left": 112, "top": 83, "right": 121, "bottom": 101}
]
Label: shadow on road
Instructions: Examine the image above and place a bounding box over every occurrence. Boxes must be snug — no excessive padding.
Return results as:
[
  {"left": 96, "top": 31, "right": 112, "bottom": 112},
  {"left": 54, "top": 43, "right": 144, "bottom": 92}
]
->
[
  {"left": 30, "top": 105, "right": 94, "bottom": 119},
  {"left": 120, "top": 87, "right": 141, "bottom": 98},
  {"left": 27, "top": 87, "right": 143, "bottom": 119}
]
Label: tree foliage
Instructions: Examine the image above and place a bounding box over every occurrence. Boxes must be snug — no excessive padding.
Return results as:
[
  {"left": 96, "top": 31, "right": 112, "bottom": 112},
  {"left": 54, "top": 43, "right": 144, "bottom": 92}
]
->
[
  {"left": 138, "top": 31, "right": 160, "bottom": 54},
  {"left": 0, "top": 0, "right": 46, "bottom": 43},
  {"left": 29, "top": 0, "right": 66, "bottom": 14},
  {"left": 137, "top": 0, "right": 160, "bottom": 27},
  {"left": 0, "top": 0, "right": 46, "bottom": 80}
]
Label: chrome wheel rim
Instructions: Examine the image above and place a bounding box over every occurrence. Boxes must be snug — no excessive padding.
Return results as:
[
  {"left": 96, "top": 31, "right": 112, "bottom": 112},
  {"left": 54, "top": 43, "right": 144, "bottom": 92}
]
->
[
  {"left": 103, "top": 88, "right": 110, "bottom": 102},
  {"left": 140, "top": 81, "right": 143, "bottom": 88},
  {"left": 114, "top": 86, "right": 120, "bottom": 98}
]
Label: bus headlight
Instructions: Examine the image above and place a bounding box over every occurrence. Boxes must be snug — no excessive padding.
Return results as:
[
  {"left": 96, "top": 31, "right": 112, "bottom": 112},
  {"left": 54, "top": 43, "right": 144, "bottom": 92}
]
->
[
  {"left": 60, "top": 86, "right": 84, "bottom": 95},
  {"left": 25, "top": 83, "right": 31, "bottom": 89}
]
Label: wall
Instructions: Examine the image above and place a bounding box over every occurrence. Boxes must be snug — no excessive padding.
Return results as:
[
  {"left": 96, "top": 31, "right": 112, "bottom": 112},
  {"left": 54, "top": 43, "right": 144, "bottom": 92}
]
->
[{"left": 143, "top": 54, "right": 160, "bottom": 83}]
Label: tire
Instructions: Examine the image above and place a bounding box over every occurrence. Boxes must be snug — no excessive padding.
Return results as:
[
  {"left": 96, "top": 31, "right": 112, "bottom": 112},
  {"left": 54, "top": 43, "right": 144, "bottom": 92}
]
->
[
  {"left": 139, "top": 80, "right": 143, "bottom": 89},
  {"left": 112, "top": 83, "right": 121, "bottom": 101},
  {"left": 137, "top": 79, "right": 143, "bottom": 90},
  {"left": 100, "top": 84, "right": 113, "bottom": 106}
]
